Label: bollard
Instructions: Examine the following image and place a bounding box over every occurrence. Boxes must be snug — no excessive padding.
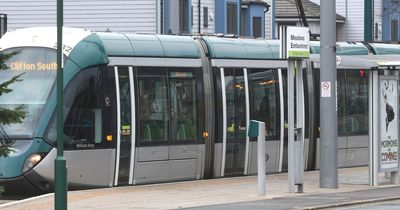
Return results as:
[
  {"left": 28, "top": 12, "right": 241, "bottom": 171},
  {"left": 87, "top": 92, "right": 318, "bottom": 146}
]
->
[{"left": 249, "top": 120, "right": 266, "bottom": 196}]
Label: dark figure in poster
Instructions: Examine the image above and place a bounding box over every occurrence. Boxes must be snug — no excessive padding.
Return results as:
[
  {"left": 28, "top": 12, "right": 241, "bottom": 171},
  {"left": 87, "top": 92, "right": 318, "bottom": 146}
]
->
[{"left": 383, "top": 82, "right": 395, "bottom": 132}]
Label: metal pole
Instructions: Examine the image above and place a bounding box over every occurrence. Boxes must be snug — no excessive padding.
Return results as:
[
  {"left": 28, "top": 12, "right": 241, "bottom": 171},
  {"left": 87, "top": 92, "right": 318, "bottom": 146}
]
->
[
  {"left": 320, "top": 0, "right": 338, "bottom": 189},
  {"left": 198, "top": 0, "right": 201, "bottom": 34},
  {"left": 257, "top": 121, "right": 266, "bottom": 196},
  {"left": 288, "top": 60, "right": 295, "bottom": 193},
  {"left": 295, "top": 59, "right": 304, "bottom": 193},
  {"left": 238, "top": 0, "right": 242, "bottom": 36},
  {"left": 369, "top": 70, "right": 378, "bottom": 186},
  {"left": 271, "top": 0, "right": 276, "bottom": 39},
  {"left": 364, "top": 0, "right": 373, "bottom": 41},
  {"left": 55, "top": 0, "right": 67, "bottom": 209}
]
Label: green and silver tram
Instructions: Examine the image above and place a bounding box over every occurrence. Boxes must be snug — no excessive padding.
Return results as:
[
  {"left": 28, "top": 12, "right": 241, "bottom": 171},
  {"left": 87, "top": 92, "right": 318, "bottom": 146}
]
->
[{"left": 1, "top": 27, "right": 400, "bottom": 194}]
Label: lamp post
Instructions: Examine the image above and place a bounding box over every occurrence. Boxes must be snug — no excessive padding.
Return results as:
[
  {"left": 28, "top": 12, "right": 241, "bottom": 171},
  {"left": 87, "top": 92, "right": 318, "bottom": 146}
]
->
[
  {"left": 364, "top": 0, "right": 373, "bottom": 42},
  {"left": 320, "top": 0, "right": 338, "bottom": 189},
  {"left": 55, "top": 0, "right": 67, "bottom": 209}
]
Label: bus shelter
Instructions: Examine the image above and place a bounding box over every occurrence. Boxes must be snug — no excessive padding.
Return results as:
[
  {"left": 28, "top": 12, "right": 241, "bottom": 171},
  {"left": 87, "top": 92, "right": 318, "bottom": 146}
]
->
[{"left": 310, "top": 54, "right": 400, "bottom": 186}]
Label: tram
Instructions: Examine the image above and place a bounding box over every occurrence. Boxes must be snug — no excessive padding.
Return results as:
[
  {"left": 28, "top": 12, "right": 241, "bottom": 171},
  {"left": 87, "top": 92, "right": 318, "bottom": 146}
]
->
[{"left": 0, "top": 27, "right": 399, "bottom": 194}]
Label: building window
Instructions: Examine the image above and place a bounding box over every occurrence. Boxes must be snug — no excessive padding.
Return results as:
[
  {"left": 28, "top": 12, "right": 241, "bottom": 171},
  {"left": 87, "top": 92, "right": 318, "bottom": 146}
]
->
[
  {"left": 391, "top": 19, "right": 398, "bottom": 41},
  {"left": 227, "top": 2, "right": 238, "bottom": 34},
  {"left": 164, "top": 0, "right": 191, "bottom": 34},
  {"left": 253, "top": 16, "right": 262, "bottom": 38},
  {"left": 179, "top": 0, "right": 190, "bottom": 33},
  {"left": 203, "top": 7, "right": 209, "bottom": 28},
  {"left": 0, "top": 14, "right": 6, "bottom": 38}
]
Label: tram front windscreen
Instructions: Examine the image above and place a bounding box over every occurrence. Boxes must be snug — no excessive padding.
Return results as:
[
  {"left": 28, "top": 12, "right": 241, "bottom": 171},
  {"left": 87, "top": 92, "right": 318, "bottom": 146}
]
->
[{"left": 0, "top": 47, "right": 57, "bottom": 138}]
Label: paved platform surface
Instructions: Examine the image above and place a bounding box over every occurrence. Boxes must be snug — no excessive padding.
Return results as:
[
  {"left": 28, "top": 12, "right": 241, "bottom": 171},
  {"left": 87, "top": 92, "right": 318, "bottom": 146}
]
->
[{"left": 1, "top": 167, "right": 400, "bottom": 210}]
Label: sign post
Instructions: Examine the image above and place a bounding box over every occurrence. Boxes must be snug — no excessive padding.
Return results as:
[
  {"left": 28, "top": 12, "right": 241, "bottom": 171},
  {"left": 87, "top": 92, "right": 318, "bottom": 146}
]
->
[
  {"left": 248, "top": 120, "right": 266, "bottom": 196},
  {"left": 280, "top": 25, "right": 309, "bottom": 193},
  {"left": 55, "top": 0, "right": 67, "bottom": 209}
]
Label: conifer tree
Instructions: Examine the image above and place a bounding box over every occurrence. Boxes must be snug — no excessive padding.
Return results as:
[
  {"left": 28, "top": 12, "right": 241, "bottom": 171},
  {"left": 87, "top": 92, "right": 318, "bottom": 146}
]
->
[{"left": 0, "top": 51, "right": 26, "bottom": 157}]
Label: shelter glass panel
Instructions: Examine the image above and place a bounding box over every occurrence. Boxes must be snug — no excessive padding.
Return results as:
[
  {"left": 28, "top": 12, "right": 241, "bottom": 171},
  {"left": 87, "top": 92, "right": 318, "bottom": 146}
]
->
[
  {"left": 337, "top": 71, "right": 347, "bottom": 136},
  {"left": 346, "top": 70, "right": 369, "bottom": 135}
]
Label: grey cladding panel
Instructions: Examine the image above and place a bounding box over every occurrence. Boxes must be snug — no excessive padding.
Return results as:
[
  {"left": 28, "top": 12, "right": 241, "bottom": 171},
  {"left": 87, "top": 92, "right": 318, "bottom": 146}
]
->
[
  {"left": 347, "top": 135, "right": 368, "bottom": 148},
  {"left": 347, "top": 148, "right": 368, "bottom": 167},
  {"left": 213, "top": 143, "right": 223, "bottom": 177},
  {"left": 338, "top": 136, "right": 348, "bottom": 149},
  {"left": 133, "top": 159, "right": 197, "bottom": 184},
  {"left": 65, "top": 149, "right": 115, "bottom": 187},
  {"left": 134, "top": 161, "right": 170, "bottom": 184},
  {"left": 137, "top": 146, "right": 169, "bottom": 162},
  {"left": 248, "top": 140, "right": 279, "bottom": 175},
  {"left": 168, "top": 159, "right": 197, "bottom": 181},
  {"left": 169, "top": 145, "right": 199, "bottom": 160}
]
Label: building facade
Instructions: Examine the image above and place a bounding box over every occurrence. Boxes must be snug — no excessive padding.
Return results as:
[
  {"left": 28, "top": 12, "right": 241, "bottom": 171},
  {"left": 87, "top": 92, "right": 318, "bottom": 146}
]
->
[
  {"left": 1, "top": 0, "right": 390, "bottom": 42},
  {"left": 309, "top": 0, "right": 383, "bottom": 41},
  {"left": 0, "top": 0, "right": 269, "bottom": 38},
  {"left": 382, "top": 0, "right": 400, "bottom": 42}
]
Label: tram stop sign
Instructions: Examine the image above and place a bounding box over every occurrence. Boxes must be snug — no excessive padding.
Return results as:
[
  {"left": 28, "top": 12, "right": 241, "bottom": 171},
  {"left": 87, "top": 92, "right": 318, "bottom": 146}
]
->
[{"left": 282, "top": 26, "right": 310, "bottom": 59}]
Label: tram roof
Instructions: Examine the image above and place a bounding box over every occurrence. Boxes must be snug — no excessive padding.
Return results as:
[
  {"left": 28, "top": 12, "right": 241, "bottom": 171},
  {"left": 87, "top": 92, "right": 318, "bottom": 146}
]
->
[
  {"left": 310, "top": 41, "right": 370, "bottom": 55},
  {"left": 67, "top": 32, "right": 201, "bottom": 73},
  {"left": 310, "top": 54, "right": 400, "bottom": 69},
  {"left": 368, "top": 43, "right": 400, "bottom": 55},
  {"left": 200, "top": 37, "right": 280, "bottom": 59}
]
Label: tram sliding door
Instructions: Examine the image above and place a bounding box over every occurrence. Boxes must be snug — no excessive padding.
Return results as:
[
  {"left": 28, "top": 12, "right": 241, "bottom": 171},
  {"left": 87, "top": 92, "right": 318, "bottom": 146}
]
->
[
  {"left": 133, "top": 66, "right": 205, "bottom": 184},
  {"left": 220, "top": 68, "right": 249, "bottom": 176},
  {"left": 247, "top": 69, "right": 281, "bottom": 174},
  {"left": 215, "top": 67, "right": 281, "bottom": 177},
  {"left": 114, "top": 66, "right": 136, "bottom": 186}
]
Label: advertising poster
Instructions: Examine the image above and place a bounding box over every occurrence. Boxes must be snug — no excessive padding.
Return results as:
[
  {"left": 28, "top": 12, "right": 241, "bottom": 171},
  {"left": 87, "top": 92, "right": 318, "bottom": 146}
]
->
[{"left": 380, "top": 78, "right": 399, "bottom": 171}]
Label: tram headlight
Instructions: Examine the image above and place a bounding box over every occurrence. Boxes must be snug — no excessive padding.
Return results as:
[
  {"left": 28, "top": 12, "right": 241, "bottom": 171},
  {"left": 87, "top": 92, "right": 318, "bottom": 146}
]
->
[{"left": 22, "top": 154, "right": 42, "bottom": 173}]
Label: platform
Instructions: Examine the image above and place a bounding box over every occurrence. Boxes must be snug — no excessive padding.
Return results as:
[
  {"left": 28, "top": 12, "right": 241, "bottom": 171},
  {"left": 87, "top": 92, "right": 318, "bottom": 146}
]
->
[{"left": 1, "top": 167, "right": 400, "bottom": 210}]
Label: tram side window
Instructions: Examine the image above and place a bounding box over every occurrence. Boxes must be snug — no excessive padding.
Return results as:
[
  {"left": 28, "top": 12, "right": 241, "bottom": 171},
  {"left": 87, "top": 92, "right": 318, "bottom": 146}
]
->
[
  {"left": 46, "top": 67, "right": 103, "bottom": 149},
  {"left": 169, "top": 71, "right": 198, "bottom": 142},
  {"left": 225, "top": 69, "right": 247, "bottom": 140},
  {"left": 64, "top": 69, "right": 102, "bottom": 147},
  {"left": 138, "top": 68, "right": 169, "bottom": 144}
]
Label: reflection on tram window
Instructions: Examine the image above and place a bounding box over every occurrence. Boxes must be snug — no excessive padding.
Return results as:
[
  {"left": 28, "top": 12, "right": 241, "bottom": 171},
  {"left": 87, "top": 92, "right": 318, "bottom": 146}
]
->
[
  {"left": 169, "top": 72, "right": 197, "bottom": 142},
  {"left": 138, "top": 68, "right": 169, "bottom": 144},
  {"left": 250, "top": 69, "right": 279, "bottom": 140}
]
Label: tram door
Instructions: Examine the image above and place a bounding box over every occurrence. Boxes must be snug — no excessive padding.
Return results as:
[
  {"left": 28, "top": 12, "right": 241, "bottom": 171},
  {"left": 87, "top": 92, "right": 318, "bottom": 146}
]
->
[
  {"left": 220, "top": 68, "right": 249, "bottom": 176},
  {"left": 114, "top": 66, "right": 136, "bottom": 186}
]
